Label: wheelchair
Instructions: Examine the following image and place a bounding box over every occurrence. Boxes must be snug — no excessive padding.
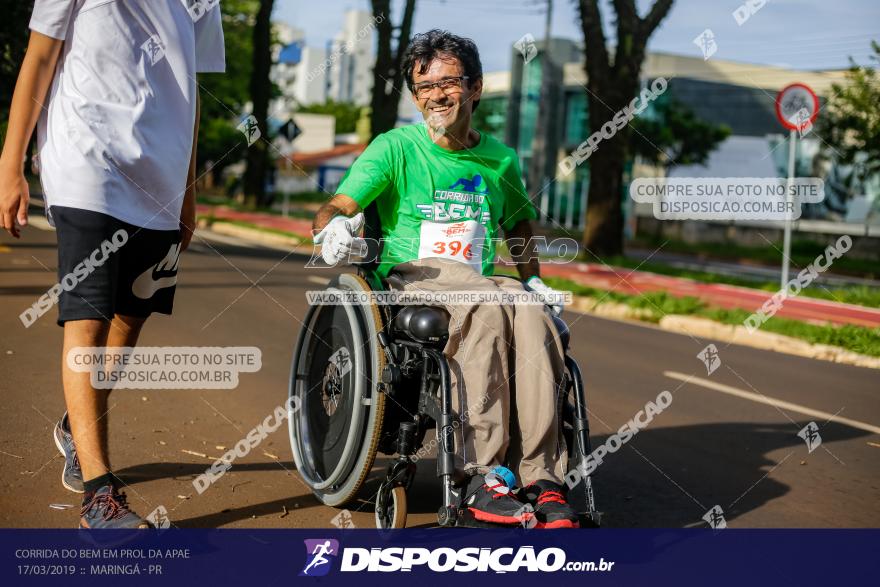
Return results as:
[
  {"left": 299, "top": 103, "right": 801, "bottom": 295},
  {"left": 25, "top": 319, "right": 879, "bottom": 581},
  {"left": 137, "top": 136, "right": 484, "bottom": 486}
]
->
[{"left": 287, "top": 207, "right": 600, "bottom": 529}]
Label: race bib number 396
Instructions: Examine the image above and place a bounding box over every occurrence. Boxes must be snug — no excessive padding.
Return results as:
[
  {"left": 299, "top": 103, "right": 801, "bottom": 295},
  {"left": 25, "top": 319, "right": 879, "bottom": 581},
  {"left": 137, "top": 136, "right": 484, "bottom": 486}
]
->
[{"left": 418, "top": 220, "right": 485, "bottom": 271}]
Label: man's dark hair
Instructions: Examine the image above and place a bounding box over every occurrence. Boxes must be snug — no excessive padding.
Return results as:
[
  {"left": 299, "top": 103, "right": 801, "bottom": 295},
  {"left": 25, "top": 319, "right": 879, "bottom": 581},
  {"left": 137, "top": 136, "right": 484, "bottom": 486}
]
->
[{"left": 402, "top": 29, "right": 483, "bottom": 112}]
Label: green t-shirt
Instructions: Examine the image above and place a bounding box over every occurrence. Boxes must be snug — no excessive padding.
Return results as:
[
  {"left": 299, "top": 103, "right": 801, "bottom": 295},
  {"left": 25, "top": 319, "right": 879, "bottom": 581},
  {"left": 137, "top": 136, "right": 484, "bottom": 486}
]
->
[{"left": 335, "top": 124, "right": 537, "bottom": 278}]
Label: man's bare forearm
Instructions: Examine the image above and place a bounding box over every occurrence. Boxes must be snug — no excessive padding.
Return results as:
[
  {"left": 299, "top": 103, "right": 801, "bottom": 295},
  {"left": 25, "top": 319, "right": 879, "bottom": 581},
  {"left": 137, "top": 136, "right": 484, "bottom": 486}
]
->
[
  {"left": 505, "top": 219, "right": 540, "bottom": 282},
  {"left": 313, "top": 194, "right": 360, "bottom": 233}
]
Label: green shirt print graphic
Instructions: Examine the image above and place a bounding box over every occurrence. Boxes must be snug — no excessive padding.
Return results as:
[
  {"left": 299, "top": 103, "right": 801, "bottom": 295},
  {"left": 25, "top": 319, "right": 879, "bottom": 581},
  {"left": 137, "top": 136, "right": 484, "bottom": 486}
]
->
[{"left": 335, "top": 124, "right": 537, "bottom": 279}]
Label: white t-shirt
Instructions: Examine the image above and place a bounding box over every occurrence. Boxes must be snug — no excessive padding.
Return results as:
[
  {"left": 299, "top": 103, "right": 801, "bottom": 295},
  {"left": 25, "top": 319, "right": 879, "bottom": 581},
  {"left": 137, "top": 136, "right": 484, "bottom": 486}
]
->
[{"left": 30, "top": 0, "right": 226, "bottom": 230}]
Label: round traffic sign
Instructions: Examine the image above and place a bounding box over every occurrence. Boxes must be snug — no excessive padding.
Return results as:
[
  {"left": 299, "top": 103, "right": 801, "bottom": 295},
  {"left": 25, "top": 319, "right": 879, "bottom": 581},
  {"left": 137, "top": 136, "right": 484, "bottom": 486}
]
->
[{"left": 775, "top": 83, "right": 819, "bottom": 132}]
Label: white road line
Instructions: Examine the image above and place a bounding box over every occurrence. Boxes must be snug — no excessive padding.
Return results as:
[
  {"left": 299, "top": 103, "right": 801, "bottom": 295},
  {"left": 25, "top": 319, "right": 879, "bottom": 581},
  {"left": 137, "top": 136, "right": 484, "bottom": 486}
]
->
[{"left": 664, "top": 371, "right": 880, "bottom": 435}]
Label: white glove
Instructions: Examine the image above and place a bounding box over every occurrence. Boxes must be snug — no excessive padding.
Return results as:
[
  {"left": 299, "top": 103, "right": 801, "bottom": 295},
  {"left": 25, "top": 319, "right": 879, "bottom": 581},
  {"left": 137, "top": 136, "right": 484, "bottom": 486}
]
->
[
  {"left": 313, "top": 213, "right": 366, "bottom": 266},
  {"left": 525, "top": 276, "right": 565, "bottom": 315}
]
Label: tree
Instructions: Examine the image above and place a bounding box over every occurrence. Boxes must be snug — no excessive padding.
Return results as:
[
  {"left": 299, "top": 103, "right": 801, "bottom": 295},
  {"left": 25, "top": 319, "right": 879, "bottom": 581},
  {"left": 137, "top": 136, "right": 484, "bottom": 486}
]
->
[
  {"left": 297, "top": 100, "right": 361, "bottom": 134},
  {"left": 243, "top": 0, "right": 275, "bottom": 206},
  {"left": 1, "top": 1, "right": 35, "bottom": 151},
  {"left": 574, "top": 0, "right": 674, "bottom": 256},
  {"left": 197, "top": 0, "right": 260, "bottom": 183},
  {"left": 630, "top": 98, "right": 730, "bottom": 170},
  {"left": 369, "top": 0, "right": 417, "bottom": 139},
  {"left": 817, "top": 41, "right": 880, "bottom": 185}
]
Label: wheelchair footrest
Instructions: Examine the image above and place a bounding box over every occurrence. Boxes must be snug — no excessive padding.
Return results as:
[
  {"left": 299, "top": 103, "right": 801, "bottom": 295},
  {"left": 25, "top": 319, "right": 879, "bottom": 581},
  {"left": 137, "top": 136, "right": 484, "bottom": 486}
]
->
[{"left": 578, "top": 511, "right": 602, "bottom": 528}]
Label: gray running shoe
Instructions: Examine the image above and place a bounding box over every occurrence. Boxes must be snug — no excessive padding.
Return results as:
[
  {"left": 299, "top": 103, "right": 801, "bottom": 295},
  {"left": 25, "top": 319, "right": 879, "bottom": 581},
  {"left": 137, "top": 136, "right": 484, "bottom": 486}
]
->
[
  {"left": 53, "top": 412, "right": 84, "bottom": 493},
  {"left": 80, "top": 485, "right": 150, "bottom": 529}
]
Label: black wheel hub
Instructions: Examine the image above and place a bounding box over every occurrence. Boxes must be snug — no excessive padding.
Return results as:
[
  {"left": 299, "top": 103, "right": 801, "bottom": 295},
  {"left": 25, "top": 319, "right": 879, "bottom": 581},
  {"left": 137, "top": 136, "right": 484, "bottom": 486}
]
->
[{"left": 321, "top": 361, "right": 344, "bottom": 416}]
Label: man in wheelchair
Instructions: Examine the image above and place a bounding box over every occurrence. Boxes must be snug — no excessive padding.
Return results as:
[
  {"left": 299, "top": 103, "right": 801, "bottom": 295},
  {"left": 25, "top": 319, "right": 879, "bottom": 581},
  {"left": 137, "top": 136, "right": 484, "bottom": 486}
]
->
[{"left": 310, "top": 30, "right": 581, "bottom": 529}]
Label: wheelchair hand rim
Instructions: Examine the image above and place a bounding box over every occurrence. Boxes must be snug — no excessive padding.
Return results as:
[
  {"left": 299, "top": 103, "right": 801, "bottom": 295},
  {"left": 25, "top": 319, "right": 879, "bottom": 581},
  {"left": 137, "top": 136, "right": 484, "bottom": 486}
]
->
[{"left": 289, "top": 289, "right": 367, "bottom": 491}]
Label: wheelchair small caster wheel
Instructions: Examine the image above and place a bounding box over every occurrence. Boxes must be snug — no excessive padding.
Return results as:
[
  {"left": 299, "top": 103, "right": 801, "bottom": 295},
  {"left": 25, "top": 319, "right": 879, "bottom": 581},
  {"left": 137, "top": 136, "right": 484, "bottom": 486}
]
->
[
  {"left": 375, "top": 484, "right": 407, "bottom": 529},
  {"left": 437, "top": 505, "right": 458, "bottom": 527}
]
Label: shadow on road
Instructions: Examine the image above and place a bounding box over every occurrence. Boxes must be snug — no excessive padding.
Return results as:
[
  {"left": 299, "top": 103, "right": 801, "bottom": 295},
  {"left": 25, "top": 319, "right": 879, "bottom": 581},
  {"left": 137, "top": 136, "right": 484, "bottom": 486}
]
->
[
  {"left": 587, "top": 420, "right": 867, "bottom": 527},
  {"left": 111, "top": 420, "right": 867, "bottom": 528},
  {"left": 173, "top": 496, "right": 323, "bottom": 528},
  {"left": 116, "top": 460, "right": 301, "bottom": 486},
  {"left": 368, "top": 420, "right": 868, "bottom": 528},
  {"left": 115, "top": 461, "right": 324, "bottom": 528}
]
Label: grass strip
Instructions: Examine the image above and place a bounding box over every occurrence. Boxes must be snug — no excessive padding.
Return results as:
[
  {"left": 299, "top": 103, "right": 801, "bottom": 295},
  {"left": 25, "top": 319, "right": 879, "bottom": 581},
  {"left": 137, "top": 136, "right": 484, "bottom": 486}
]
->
[{"left": 526, "top": 272, "right": 880, "bottom": 358}]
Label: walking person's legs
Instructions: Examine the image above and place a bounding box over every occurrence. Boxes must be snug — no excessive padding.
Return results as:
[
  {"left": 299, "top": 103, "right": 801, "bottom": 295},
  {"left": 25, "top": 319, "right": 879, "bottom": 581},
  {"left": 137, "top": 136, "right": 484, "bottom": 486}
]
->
[
  {"left": 60, "top": 316, "right": 151, "bottom": 529},
  {"left": 61, "top": 314, "right": 147, "bottom": 483},
  {"left": 51, "top": 206, "right": 179, "bottom": 528},
  {"left": 61, "top": 319, "right": 112, "bottom": 483}
]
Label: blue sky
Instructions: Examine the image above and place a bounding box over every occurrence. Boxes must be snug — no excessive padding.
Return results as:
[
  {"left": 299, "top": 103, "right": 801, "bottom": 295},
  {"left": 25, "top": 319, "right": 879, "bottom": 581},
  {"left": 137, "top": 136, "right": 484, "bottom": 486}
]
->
[{"left": 276, "top": 0, "right": 879, "bottom": 73}]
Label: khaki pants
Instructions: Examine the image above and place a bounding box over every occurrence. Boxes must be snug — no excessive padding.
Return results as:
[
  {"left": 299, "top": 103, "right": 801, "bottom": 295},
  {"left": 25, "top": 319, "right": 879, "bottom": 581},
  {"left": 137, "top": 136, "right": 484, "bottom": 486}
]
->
[{"left": 386, "top": 257, "right": 567, "bottom": 485}]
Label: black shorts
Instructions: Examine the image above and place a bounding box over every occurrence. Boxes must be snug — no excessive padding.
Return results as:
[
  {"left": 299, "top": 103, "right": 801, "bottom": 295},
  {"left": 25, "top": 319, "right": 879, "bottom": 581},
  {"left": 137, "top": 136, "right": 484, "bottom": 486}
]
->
[{"left": 51, "top": 206, "right": 181, "bottom": 325}]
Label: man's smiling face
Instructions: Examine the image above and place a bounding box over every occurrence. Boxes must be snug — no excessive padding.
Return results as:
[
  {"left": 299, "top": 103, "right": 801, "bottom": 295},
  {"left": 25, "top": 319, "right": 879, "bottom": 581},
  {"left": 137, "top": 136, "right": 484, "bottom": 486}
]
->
[{"left": 410, "top": 54, "right": 482, "bottom": 136}]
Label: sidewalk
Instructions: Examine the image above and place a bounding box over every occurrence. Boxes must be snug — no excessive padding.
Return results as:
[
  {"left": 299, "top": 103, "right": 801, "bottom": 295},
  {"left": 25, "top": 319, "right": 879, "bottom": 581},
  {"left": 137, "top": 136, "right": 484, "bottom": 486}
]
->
[{"left": 199, "top": 205, "right": 880, "bottom": 329}]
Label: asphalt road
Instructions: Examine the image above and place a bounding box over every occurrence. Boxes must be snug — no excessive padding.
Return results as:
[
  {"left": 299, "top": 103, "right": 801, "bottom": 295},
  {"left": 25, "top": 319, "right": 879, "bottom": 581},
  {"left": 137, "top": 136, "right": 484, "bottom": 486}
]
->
[{"left": 1, "top": 219, "right": 878, "bottom": 529}]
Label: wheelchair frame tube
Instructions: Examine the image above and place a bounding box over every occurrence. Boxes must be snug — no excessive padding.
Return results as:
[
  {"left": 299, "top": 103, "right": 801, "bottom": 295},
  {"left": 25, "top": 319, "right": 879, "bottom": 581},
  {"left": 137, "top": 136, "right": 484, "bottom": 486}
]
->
[
  {"left": 423, "top": 348, "right": 455, "bottom": 509},
  {"left": 566, "top": 354, "right": 598, "bottom": 516},
  {"left": 566, "top": 355, "right": 592, "bottom": 456}
]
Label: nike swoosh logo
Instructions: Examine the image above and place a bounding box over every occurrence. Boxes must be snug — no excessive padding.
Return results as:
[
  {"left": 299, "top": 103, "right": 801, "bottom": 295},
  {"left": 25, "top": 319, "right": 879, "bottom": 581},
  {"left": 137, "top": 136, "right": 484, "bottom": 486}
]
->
[
  {"left": 132, "top": 243, "right": 181, "bottom": 299},
  {"left": 132, "top": 267, "right": 178, "bottom": 299}
]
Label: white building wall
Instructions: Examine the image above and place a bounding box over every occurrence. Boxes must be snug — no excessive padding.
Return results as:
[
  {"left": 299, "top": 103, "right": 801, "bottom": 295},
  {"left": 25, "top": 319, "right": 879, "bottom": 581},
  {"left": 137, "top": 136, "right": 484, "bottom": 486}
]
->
[
  {"left": 270, "top": 24, "right": 305, "bottom": 116},
  {"left": 288, "top": 113, "right": 336, "bottom": 153},
  {"left": 293, "top": 47, "right": 329, "bottom": 106},
  {"left": 327, "top": 10, "right": 375, "bottom": 106}
]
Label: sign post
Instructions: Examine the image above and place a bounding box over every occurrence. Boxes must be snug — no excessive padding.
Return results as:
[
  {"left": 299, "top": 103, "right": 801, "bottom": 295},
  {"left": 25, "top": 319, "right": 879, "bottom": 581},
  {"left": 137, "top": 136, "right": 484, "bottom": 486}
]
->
[
  {"left": 774, "top": 83, "right": 819, "bottom": 289},
  {"left": 278, "top": 119, "right": 303, "bottom": 219}
]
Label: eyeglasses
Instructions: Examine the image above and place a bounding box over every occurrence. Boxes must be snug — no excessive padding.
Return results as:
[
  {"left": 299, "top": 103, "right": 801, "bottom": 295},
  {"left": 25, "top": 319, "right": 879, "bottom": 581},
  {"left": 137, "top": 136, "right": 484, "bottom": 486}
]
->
[{"left": 412, "top": 76, "right": 470, "bottom": 99}]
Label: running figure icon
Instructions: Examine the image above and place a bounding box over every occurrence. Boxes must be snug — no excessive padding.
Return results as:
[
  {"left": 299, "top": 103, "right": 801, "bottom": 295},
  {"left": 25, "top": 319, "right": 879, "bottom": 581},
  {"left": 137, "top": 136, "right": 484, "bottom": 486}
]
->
[{"left": 302, "top": 540, "right": 336, "bottom": 575}]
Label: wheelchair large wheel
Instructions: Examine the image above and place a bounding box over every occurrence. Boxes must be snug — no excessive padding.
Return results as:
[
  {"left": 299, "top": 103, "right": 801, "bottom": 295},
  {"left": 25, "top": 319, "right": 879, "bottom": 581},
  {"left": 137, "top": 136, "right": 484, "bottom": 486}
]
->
[{"left": 288, "top": 273, "right": 386, "bottom": 507}]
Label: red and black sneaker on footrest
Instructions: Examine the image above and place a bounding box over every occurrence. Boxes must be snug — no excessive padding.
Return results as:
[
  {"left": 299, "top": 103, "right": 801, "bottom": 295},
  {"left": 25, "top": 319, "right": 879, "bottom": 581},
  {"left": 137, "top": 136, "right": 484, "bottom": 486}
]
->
[
  {"left": 462, "top": 474, "right": 533, "bottom": 526},
  {"left": 521, "top": 480, "right": 580, "bottom": 529}
]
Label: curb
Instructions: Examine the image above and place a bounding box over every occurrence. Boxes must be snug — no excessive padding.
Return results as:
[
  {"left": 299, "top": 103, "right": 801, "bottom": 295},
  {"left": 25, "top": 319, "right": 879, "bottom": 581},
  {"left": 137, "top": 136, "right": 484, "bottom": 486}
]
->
[
  {"left": 657, "top": 315, "right": 880, "bottom": 370},
  {"left": 569, "top": 296, "right": 655, "bottom": 322},
  {"left": 204, "top": 220, "right": 309, "bottom": 249},
  {"left": 569, "top": 296, "right": 880, "bottom": 370}
]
